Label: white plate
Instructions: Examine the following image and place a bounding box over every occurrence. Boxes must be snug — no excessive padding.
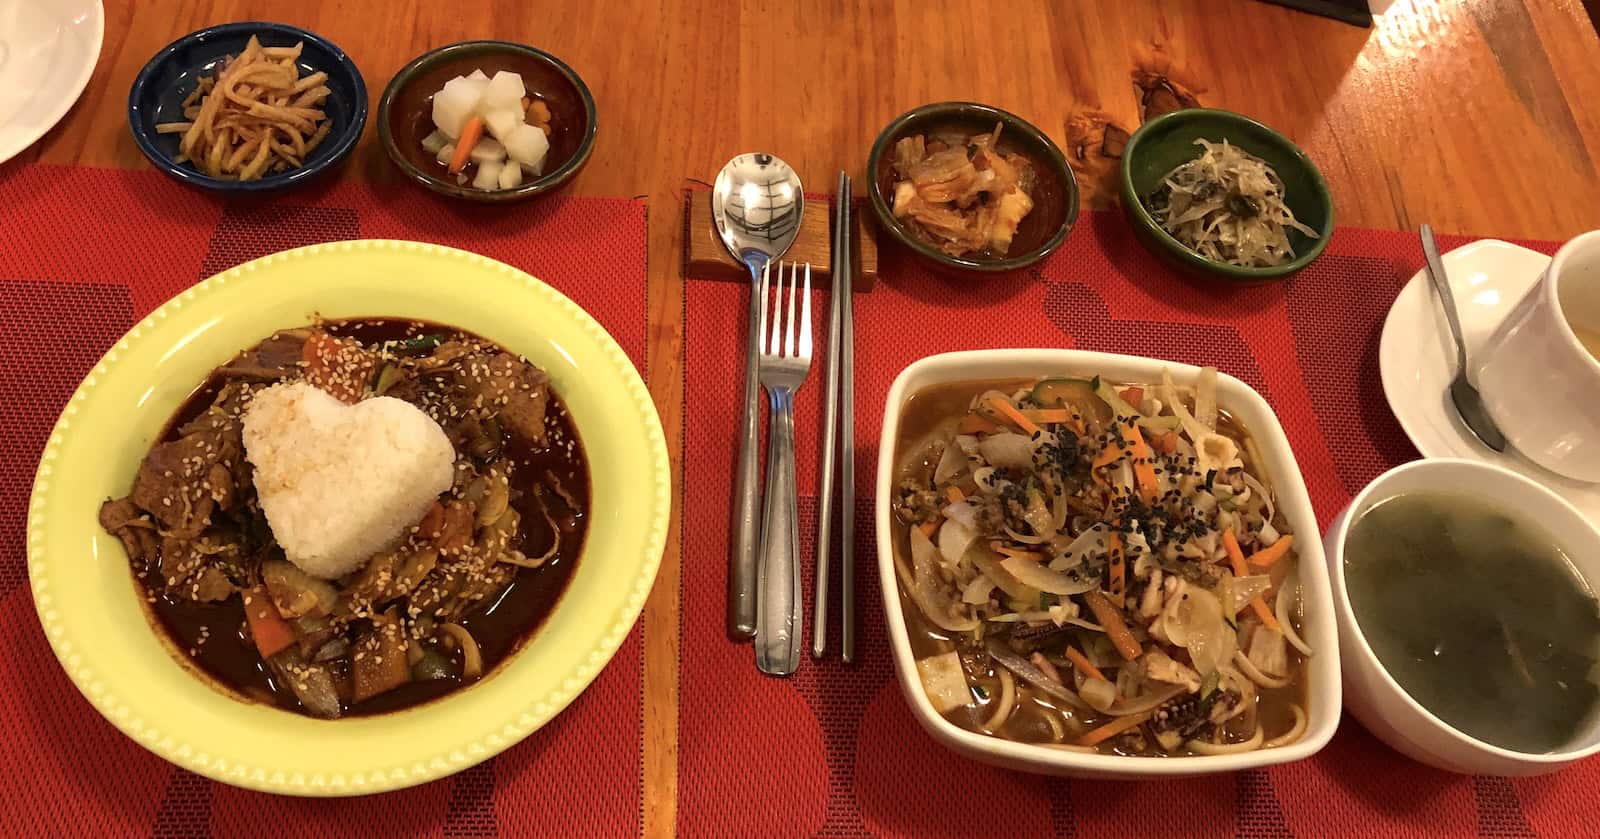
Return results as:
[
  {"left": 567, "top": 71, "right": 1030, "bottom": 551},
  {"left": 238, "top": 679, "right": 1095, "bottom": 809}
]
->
[
  {"left": 1378, "top": 239, "right": 1600, "bottom": 521},
  {"left": 0, "top": 0, "right": 104, "bottom": 164}
]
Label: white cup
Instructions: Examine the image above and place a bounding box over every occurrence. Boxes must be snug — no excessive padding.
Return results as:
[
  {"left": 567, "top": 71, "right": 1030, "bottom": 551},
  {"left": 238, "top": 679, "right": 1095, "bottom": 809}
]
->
[
  {"left": 1325, "top": 458, "right": 1600, "bottom": 775},
  {"left": 1476, "top": 230, "right": 1600, "bottom": 482}
]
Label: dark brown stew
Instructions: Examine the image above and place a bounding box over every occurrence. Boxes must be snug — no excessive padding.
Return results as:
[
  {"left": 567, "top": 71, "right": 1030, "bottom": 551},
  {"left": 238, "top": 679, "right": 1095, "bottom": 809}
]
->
[{"left": 99, "top": 319, "right": 587, "bottom": 718}]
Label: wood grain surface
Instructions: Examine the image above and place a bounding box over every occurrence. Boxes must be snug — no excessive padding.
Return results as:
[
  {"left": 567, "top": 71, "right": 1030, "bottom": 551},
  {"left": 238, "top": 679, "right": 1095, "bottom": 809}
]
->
[{"left": 21, "top": 1, "right": 1600, "bottom": 836}]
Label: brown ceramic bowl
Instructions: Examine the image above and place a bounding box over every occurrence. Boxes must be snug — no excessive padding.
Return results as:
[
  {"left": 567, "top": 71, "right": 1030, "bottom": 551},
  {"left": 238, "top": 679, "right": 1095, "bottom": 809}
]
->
[
  {"left": 866, "top": 102, "right": 1079, "bottom": 274},
  {"left": 378, "top": 41, "right": 597, "bottom": 202}
]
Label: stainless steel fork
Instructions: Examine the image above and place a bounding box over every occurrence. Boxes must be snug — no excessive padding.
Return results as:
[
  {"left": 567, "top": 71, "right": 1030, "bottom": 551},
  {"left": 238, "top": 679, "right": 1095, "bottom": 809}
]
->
[{"left": 755, "top": 261, "right": 813, "bottom": 676}]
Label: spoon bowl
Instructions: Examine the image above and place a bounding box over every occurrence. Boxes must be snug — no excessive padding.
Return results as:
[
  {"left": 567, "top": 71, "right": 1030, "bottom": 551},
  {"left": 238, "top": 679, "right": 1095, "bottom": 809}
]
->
[{"left": 712, "top": 153, "right": 805, "bottom": 273}]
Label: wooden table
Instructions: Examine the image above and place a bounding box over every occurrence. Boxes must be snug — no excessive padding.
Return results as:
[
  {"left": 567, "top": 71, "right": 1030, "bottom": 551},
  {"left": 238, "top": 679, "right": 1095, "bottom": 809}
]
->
[{"left": 23, "top": 1, "right": 1600, "bottom": 835}]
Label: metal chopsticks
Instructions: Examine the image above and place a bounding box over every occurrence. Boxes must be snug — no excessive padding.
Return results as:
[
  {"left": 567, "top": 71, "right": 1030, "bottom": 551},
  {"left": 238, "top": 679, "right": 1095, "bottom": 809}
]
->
[{"left": 812, "top": 173, "right": 857, "bottom": 662}]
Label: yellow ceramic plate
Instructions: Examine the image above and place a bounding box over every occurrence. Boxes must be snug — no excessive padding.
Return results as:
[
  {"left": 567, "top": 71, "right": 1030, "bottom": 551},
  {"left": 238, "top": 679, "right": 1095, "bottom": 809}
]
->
[{"left": 26, "top": 240, "right": 669, "bottom": 796}]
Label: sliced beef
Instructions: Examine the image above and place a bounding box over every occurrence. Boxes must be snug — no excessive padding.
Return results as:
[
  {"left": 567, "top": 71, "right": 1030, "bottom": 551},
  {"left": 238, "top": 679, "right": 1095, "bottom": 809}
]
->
[
  {"left": 351, "top": 608, "right": 410, "bottom": 703},
  {"left": 216, "top": 329, "right": 308, "bottom": 380},
  {"left": 98, "top": 498, "right": 158, "bottom": 568},
  {"left": 130, "top": 430, "right": 225, "bottom": 535},
  {"left": 190, "top": 566, "right": 235, "bottom": 602},
  {"left": 461, "top": 352, "right": 549, "bottom": 443}
]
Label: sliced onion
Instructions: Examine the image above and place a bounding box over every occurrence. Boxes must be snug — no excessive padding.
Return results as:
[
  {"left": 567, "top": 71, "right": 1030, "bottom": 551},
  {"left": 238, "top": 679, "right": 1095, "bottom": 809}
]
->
[
  {"left": 1054, "top": 526, "right": 1108, "bottom": 570},
  {"left": 938, "top": 518, "right": 978, "bottom": 567},
  {"left": 985, "top": 637, "right": 1089, "bottom": 710},
  {"left": 1240, "top": 471, "right": 1276, "bottom": 525},
  {"left": 1106, "top": 683, "right": 1186, "bottom": 716},
  {"left": 1001, "top": 555, "right": 1098, "bottom": 595},
  {"left": 1195, "top": 366, "right": 1219, "bottom": 431},
  {"left": 986, "top": 611, "right": 1055, "bottom": 623},
  {"left": 968, "top": 545, "right": 1039, "bottom": 603},
  {"left": 1080, "top": 676, "right": 1117, "bottom": 712},
  {"left": 962, "top": 574, "right": 996, "bottom": 604},
  {"left": 1003, "top": 525, "right": 1049, "bottom": 545},
  {"left": 440, "top": 622, "right": 483, "bottom": 679},
  {"left": 908, "top": 527, "right": 980, "bottom": 632},
  {"left": 978, "top": 432, "right": 1035, "bottom": 469},
  {"left": 1160, "top": 368, "right": 1211, "bottom": 444},
  {"left": 1276, "top": 566, "right": 1314, "bottom": 656},
  {"left": 1233, "top": 650, "right": 1292, "bottom": 689},
  {"left": 943, "top": 500, "right": 978, "bottom": 529},
  {"left": 1230, "top": 574, "right": 1273, "bottom": 615},
  {"left": 934, "top": 439, "right": 967, "bottom": 483},
  {"left": 972, "top": 467, "right": 1002, "bottom": 495}
]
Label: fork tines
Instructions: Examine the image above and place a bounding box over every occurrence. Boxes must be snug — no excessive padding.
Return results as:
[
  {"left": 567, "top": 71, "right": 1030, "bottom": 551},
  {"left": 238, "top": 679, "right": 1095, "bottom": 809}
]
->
[{"left": 758, "top": 261, "right": 812, "bottom": 361}]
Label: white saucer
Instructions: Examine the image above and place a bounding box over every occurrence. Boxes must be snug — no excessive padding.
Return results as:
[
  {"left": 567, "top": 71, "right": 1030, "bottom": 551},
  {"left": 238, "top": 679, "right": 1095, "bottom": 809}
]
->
[
  {"left": 0, "top": 0, "right": 104, "bottom": 165},
  {"left": 1379, "top": 238, "right": 1600, "bottom": 522}
]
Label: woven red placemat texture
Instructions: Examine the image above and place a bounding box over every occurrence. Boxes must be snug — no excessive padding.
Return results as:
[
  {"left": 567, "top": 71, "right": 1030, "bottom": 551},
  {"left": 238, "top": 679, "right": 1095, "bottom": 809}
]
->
[
  {"left": 682, "top": 210, "right": 1591, "bottom": 838},
  {"left": 0, "top": 163, "right": 649, "bottom": 839}
]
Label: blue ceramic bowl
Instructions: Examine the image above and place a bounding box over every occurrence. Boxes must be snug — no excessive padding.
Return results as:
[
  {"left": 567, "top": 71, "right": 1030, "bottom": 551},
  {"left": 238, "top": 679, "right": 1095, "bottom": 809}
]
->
[{"left": 127, "top": 22, "right": 366, "bottom": 192}]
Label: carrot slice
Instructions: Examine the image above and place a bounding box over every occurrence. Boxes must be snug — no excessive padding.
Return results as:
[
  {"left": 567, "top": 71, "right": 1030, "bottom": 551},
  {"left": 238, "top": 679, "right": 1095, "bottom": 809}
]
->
[
  {"left": 993, "top": 544, "right": 1042, "bottom": 561},
  {"left": 1148, "top": 430, "right": 1179, "bottom": 455},
  {"left": 986, "top": 397, "right": 1041, "bottom": 436},
  {"left": 1249, "top": 534, "right": 1295, "bottom": 569},
  {"left": 1224, "top": 528, "right": 1282, "bottom": 631},
  {"left": 944, "top": 486, "right": 965, "bottom": 504},
  {"left": 958, "top": 414, "right": 999, "bottom": 435},
  {"left": 244, "top": 588, "right": 295, "bottom": 659},
  {"left": 1076, "top": 711, "right": 1150, "bottom": 747},
  {"left": 1083, "top": 590, "right": 1142, "bottom": 661},
  {"left": 1065, "top": 645, "right": 1108, "bottom": 682},
  {"left": 919, "top": 520, "right": 940, "bottom": 538},
  {"left": 1092, "top": 441, "right": 1125, "bottom": 470},
  {"left": 1124, "top": 423, "right": 1160, "bottom": 505},
  {"left": 447, "top": 116, "right": 484, "bottom": 174},
  {"left": 1020, "top": 408, "right": 1076, "bottom": 425}
]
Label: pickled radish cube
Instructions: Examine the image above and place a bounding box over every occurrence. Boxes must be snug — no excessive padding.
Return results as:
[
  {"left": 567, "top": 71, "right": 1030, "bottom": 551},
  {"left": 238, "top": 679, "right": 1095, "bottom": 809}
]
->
[
  {"left": 431, "top": 77, "right": 484, "bottom": 139},
  {"left": 497, "top": 161, "right": 523, "bottom": 189},
  {"left": 503, "top": 123, "right": 549, "bottom": 174},
  {"left": 472, "top": 159, "right": 503, "bottom": 190},
  {"left": 482, "top": 108, "right": 522, "bottom": 143},
  {"left": 435, "top": 142, "right": 455, "bottom": 167},
  {"left": 483, "top": 71, "right": 526, "bottom": 111},
  {"left": 467, "top": 69, "right": 489, "bottom": 81},
  {"left": 468, "top": 136, "right": 507, "bottom": 164},
  {"left": 421, "top": 130, "right": 449, "bottom": 155}
]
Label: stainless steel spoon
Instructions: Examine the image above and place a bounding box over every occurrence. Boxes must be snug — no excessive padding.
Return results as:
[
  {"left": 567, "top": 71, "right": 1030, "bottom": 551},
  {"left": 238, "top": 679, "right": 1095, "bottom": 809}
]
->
[
  {"left": 1421, "top": 224, "right": 1507, "bottom": 452},
  {"left": 712, "top": 153, "right": 804, "bottom": 639}
]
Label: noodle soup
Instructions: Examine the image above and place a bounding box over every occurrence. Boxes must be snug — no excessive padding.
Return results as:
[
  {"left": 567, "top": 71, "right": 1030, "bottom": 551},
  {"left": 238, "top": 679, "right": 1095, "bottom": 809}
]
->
[{"left": 890, "top": 368, "right": 1312, "bottom": 756}]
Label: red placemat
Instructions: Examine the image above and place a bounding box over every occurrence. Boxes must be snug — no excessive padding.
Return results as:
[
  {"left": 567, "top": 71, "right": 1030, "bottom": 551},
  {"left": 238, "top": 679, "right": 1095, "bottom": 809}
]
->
[
  {"left": 0, "top": 163, "right": 649, "bottom": 838},
  {"left": 682, "top": 209, "right": 1593, "bottom": 838}
]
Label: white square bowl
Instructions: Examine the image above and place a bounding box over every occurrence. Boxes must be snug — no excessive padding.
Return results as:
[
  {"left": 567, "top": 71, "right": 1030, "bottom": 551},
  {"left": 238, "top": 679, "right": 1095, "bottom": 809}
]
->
[{"left": 874, "top": 349, "right": 1341, "bottom": 778}]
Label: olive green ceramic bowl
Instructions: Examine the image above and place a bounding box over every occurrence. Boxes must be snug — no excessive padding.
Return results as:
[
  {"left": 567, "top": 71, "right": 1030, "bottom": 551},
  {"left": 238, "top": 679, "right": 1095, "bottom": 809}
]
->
[
  {"left": 378, "top": 41, "right": 597, "bottom": 202},
  {"left": 867, "top": 102, "right": 1079, "bottom": 275},
  {"left": 1120, "top": 108, "right": 1333, "bottom": 283}
]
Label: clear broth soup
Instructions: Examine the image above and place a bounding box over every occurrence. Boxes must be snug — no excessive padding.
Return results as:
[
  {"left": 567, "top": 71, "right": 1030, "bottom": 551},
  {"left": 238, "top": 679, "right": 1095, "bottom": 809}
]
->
[{"left": 1345, "top": 492, "right": 1600, "bottom": 753}]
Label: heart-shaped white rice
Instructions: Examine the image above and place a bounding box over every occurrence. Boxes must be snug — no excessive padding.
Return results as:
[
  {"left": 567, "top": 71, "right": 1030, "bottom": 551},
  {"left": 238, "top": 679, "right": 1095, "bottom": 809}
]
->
[{"left": 242, "top": 382, "right": 455, "bottom": 580}]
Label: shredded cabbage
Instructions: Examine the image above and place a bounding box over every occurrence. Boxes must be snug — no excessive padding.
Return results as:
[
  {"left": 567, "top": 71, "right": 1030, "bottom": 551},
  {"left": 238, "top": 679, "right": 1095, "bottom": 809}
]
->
[{"left": 1144, "top": 139, "right": 1319, "bottom": 268}]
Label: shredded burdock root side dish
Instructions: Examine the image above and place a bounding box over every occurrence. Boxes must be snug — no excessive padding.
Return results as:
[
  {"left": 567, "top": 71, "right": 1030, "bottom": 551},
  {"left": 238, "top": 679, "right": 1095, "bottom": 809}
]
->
[
  {"left": 889, "top": 123, "right": 1037, "bottom": 258},
  {"left": 1143, "top": 139, "right": 1319, "bottom": 268},
  {"left": 892, "top": 368, "right": 1313, "bottom": 756},
  {"left": 99, "top": 320, "right": 588, "bottom": 719},
  {"left": 154, "top": 36, "right": 333, "bottom": 180}
]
